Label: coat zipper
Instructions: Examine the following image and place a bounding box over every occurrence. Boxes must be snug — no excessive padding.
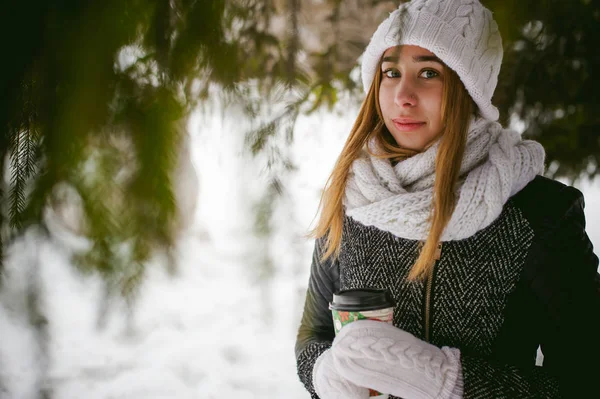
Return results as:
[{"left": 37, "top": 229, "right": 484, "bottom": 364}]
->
[{"left": 424, "top": 242, "right": 442, "bottom": 342}]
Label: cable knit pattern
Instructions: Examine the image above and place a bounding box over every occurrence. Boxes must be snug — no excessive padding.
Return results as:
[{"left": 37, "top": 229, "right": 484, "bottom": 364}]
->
[
  {"left": 361, "top": 0, "right": 503, "bottom": 120},
  {"left": 313, "top": 349, "right": 370, "bottom": 399},
  {"left": 332, "top": 320, "right": 462, "bottom": 399},
  {"left": 344, "top": 117, "right": 545, "bottom": 241}
]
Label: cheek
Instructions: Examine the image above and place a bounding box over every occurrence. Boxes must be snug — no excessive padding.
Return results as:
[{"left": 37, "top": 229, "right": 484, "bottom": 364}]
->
[
  {"left": 426, "top": 88, "right": 444, "bottom": 123},
  {"left": 378, "top": 87, "right": 393, "bottom": 118}
]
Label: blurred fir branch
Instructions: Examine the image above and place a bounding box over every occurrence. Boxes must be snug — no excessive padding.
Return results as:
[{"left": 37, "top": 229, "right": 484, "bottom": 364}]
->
[
  {"left": 485, "top": 0, "right": 600, "bottom": 181},
  {"left": 1, "top": 0, "right": 599, "bottom": 296},
  {"left": 0, "top": 0, "right": 233, "bottom": 293}
]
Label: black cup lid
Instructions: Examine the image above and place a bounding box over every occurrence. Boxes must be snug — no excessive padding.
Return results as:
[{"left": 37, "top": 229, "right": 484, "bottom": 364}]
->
[{"left": 329, "top": 288, "right": 394, "bottom": 311}]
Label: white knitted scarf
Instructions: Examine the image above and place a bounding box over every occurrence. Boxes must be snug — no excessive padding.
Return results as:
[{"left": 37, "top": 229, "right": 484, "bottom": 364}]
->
[{"left": 344, "top": 117, "right": 546, "bottom": 241}]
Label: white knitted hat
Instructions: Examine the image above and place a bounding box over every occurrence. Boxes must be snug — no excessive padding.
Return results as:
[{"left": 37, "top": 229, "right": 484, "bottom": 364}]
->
[{"left": 361, "top": 0, "right": 503, "bottom": 121}]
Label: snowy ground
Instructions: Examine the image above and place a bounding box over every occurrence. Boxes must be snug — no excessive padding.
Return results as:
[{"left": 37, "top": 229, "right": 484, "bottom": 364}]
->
[{"left": 0, "top": 106, "right": 599, "bottom": 399}]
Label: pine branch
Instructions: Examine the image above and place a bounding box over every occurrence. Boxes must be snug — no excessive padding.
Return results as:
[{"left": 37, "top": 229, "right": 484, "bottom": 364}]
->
[
  {"left": 9, "top": 127, "right": 40, "bottom": 230},
  {"left": 244, "top": 83, "right": 310, "bottom": 156}
]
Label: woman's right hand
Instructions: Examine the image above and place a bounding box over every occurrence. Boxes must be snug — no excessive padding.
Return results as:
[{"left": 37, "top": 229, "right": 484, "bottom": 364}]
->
[{"left": 313, "top": 349, "right": 370, "bottom": 399}]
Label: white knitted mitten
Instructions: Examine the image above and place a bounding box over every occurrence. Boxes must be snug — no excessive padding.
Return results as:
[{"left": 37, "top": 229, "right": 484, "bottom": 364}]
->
[
  {"left": 313, "top": 349, "right": 370, "bottom": 399},
  {"left": 331, "top": 320, "right": 464, "bottom": 399}
]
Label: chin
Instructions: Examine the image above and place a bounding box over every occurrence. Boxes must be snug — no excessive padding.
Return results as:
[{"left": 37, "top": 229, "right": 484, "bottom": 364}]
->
[{"left": 394, "top": 139, "right": 426, "bottom": 152}]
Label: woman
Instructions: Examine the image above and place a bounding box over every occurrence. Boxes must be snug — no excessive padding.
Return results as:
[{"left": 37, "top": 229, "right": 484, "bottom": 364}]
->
[{"left": 295, "top": 0, "right": 600, "bottom": 398}]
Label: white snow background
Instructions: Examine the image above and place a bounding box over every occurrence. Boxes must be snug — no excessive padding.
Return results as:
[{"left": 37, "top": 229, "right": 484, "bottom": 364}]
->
[{"left": 1, "top": 103, "right": 599, "bottom": 399}]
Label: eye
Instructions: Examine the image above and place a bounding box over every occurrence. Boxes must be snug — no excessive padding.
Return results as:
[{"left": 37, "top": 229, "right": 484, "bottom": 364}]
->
[
  {"left": 383, "top": 68, "right": 400, "bottom": 78},
  {"left": 420, "top": 69, "right": 439, "bottom": 79}
]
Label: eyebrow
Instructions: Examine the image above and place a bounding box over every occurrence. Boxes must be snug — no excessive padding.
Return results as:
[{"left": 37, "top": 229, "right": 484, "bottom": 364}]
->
[{"left": 381, "top": 55, "right": 444, "bottom": 64}]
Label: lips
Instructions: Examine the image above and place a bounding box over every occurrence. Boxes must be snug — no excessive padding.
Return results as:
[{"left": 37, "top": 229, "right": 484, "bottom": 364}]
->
[{"left": 392, "top": 118, "right": 426, "bottom": 132}]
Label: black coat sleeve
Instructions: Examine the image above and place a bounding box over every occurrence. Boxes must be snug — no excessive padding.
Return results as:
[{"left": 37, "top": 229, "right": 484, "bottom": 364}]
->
[
  {"left": 461, "top": 183, "right": 600, "bottom": 398},
  {"left": 295, "top": 238, "right": 339, "bottom": 398},
  {"left": 533, "top": 186, "right": 600, "bottom": 397}
]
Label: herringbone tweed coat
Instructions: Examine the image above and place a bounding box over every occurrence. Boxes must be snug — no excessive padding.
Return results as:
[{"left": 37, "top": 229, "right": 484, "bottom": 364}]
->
[{"left": 295, "top": 176, "right": 600, "bottom": 398}]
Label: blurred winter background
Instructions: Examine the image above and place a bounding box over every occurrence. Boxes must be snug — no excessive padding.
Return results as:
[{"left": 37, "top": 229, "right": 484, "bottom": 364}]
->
[
  {"left": 1, "top": 1, "right": 599, "bottom": 398},
  {"left": 1, "top": 103, "right": 599, "bottom": 399}
]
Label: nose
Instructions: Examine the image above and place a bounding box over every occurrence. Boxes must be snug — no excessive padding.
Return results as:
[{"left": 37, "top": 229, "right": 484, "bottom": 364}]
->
[{"left": 394, "top": 79, "right": 417, "bottom": 108}]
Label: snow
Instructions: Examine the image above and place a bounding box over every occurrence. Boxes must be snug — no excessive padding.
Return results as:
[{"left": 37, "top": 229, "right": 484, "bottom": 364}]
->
[{"left": 1, "top": 105, "right": 599, "bottom": 398}]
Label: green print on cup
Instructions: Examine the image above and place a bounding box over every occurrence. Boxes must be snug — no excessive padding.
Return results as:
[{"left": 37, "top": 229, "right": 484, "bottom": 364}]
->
[
  {"left": 331, "top": 308, "right": 394, "bottom": 334},
  {"left": 329, "top": 289, "right": 395, "bottom": 398}
]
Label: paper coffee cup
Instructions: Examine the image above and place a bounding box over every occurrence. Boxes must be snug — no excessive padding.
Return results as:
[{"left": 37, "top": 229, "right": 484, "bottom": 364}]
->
[{"left": 329, "top": 288, "right": 395, "bottom": 398}]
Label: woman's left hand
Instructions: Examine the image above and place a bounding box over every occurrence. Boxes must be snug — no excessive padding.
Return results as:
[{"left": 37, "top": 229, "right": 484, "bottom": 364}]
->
[{"left": 330, "top": 320, "right": 463, "bottom": 399}]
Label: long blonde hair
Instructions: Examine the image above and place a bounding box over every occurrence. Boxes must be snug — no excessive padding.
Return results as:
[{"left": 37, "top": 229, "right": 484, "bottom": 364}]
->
[{"left": 310, "top": 55, "right": 474, "bottom": 280}]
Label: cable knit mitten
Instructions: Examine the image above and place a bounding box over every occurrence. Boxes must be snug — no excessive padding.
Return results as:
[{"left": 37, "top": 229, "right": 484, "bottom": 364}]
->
[
  {"left": 313, "top": 349, "right": 370, "bottom": 399},
  {"left": 331, "top": 320, "right": 463, "bottom": 399}
]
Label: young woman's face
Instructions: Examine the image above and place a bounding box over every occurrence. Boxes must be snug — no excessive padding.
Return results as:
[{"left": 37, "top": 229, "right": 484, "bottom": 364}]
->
[{"left": 378, "top": 45, "right": 445, "bottom": 151}]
